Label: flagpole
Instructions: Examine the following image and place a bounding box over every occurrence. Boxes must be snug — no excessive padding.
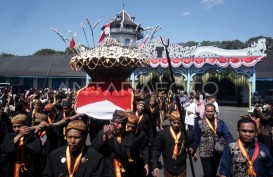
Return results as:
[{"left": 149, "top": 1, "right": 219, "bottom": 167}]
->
[
  {"left": 68, "top": 31, "right": 80, "bottom": 53},
  {"left": 160, "top": 37, "right": 196, "bottom": 177},
  {"left": 149, "top": 25, "right": 161, "bottom": 43},
  {"left": 86, "top": 18, "right": 101, "bottom": 48},
  {"left": 51, "top": 28, "right": 76, "bottom": 55},
  {"left": 81, "top": 22, "right": 90, "bottom": 48}
]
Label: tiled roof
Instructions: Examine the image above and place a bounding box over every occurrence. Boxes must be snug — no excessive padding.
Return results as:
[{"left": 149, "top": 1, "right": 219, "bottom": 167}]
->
[
  {"left": 109, "top": 10, "right": 143, "bottom": 31},
  {"left": 256, "top": 50, "right": 273, "bottom": 79},
  {"left": 0, "top": 54, "right": 85, "bottom": 77}
]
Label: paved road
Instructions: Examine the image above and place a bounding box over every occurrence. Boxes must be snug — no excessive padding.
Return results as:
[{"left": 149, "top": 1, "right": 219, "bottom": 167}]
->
[{"left": 165, "top": 106, "right": 248, "bottom": 177}]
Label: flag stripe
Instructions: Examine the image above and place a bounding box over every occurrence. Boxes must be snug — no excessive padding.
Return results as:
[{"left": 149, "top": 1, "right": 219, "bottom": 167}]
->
[{"left": 70, "top": 38, "right": 75, "bottom": 48}]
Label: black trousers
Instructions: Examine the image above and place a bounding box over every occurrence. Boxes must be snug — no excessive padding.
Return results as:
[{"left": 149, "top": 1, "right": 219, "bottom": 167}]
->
[{"left": 200, "top": 153, "right": 222, "bottom": 177}]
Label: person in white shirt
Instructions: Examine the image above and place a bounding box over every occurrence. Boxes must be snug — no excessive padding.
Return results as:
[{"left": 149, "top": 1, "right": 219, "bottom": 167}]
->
[
  {"left": 184, "top": 96, "right": 197, "bottom": 131},
  {"left": 206, "top": 94, "right": 219, "bottom": 118}
]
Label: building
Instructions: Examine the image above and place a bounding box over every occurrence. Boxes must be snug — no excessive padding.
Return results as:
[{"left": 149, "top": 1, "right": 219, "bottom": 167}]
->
[
  {"left": 0, "top": 54, "right": 86, "bottom": 89},
  {"left": 104, "top": 9, "right": 143, "bottom": 46},
  {"left": 256, "top": 49, "right": 273, "bottom": 97}
]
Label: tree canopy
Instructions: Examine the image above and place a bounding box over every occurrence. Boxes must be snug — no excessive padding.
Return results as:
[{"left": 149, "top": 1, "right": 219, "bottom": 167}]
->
[
  {"left": 33, "top": 48, "right": 65, "bottom": 55},
  {"left": 0, "top": 52, "right": 15, "bottom": 57}
]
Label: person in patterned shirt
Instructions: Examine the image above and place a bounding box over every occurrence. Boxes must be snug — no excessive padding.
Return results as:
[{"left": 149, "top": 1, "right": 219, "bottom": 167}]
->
[
  {"left": 219, "top": 118, "right": 273, "bottom": 177},
  {"left": 190, "top": 103, "right": 233, "bottom": 177}
]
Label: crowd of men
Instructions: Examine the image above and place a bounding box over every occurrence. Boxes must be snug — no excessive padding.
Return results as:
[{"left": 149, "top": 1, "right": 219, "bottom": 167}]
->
[{"left": 1, "top": 87, "right": 273, "bottom": 177}]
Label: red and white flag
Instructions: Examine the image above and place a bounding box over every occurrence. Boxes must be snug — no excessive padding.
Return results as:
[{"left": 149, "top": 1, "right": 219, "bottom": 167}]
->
[
  {"left": 76, "top": 81, "right": 134, "bottom": 120},
  {"left": 138, "top": 34, "right": 149, "bottom": 49},
  {"left": 98, "top": 23, "right": 110, "bottom": 46},
  {"left": 70, "top": 38, "right": 75, "bottom": 48},
  {"left": 104, "top": 23, "right": 110, "bottom": 35}
]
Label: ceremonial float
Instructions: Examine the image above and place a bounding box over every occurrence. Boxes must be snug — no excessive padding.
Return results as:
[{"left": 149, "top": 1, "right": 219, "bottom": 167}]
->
[
  {"left": 54, "top": 9, "right": 148, "bottom": 119},
  {"left": 70, "top": 38, "right": 148, "bottom": 119}
]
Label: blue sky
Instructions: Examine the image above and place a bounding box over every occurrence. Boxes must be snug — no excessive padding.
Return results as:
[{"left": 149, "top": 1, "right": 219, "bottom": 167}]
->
[{"left": 1, "top": 0, "right": 272, "bottom": 56}]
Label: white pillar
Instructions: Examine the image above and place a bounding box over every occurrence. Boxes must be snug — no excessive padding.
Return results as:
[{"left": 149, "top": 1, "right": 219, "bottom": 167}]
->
[
  {"left": 131, "top": 72, "right": 135, "bottom": 89},
  {"left": 251, "top": 66, "right": 256, "bottom": 93},
  {"left": 186, "top": 68, "right": 191, "bottom": 93},
  {"left": 86, "top": 74, "right": 90, "bottom": 86}
]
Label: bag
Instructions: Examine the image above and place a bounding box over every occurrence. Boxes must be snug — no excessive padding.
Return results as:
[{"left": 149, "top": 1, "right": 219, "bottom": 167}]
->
[{"left": 214, "top": 136, "right": 226, "bottom": 153}]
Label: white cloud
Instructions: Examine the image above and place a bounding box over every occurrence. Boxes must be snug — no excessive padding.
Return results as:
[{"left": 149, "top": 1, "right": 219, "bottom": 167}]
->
[
  {"left": 201, "top": 0, "right": 224, "bottom": 9},
  {"left": 182, "top": 11, "right": 191, "bottom": 16}
]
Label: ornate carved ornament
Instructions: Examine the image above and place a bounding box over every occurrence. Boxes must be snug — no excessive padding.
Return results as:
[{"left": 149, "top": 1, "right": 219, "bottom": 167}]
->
[
  {"left": 70, "top": 38, "right": 148, "bottom": 71},
  {"left": 140, "top": 37, "right": 267, "bottom": 69}
]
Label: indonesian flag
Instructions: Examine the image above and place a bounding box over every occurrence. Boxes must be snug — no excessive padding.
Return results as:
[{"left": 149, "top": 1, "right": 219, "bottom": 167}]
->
[
  {"left": 138, "top": 34, "right": 149, "bottom": 49},
  {"left": 104, "top": 23, "right": 110, "bottom": 35},
  {"left": 98, "top": 23, "right": 110, "bottom": 46},
  {"left": 76, "top": 81, "right": 134, "bottom": 120},
  {"left": 70, "top": 38, "right": 75, "bottom": 48}
]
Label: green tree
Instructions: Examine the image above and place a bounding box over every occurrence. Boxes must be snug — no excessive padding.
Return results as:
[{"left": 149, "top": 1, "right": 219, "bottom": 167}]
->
[
  {"left": 200, "top": 40, "right": 213, "bottom": 46},
  {"left": 230, "top": 40, "right": 245, "bottom": 49},
  {"left": 64, "top": 47, "right": 77, "bottom": 54},
  {"left": 219, "top": 40, "right": 233, "bottom": 49},
  {"left": 33, "top": 49, "right": 57, "bottom": 55},
  {"left": 185, "top": 41, "right": 199, "bottom": 47},
  {"left": 210, "top": 41, "right": 221, "bottom": 47},
  {"left": 245, "top": 36, "right": 273, "bottom": 53},
  {"left": 0, "top": 52, "right": 15, "bottom": 57}
]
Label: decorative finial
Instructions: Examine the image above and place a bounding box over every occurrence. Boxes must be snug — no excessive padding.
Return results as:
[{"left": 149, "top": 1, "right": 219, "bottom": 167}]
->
[
  {"left": 122, "top": 3, "right": 125, "bottom": 10},
  {"left": 51, "top": 28, "right": 67, "bottom": 43},
  {"left": 80, "top": 22, "right": 90, "bottom": 48}
]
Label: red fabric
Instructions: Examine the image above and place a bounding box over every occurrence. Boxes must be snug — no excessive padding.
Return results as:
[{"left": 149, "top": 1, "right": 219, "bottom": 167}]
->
[
  {"left": 98, "top": 31, "right": 106, "bottom": 44},
  {"left": 171, "top": 59, "right": 182, "bottom": 64},
  {"left": 150, "top": 59, "right": 160, "bottom": 64},
  {"left": 104, "top": 23, "right": 110, "bottom": 35},
  {"left": 148, "top": 56, "right": 264, "bottom": 68},
  {"left": 182, "top": 58, "right": 192, "bottom": 64},
  {"left": 70, "top": 38, "right": 75, "bottom": 48},
  {"left": 195, "top": 58, "right": 205, "bottom": 64},
  {"left": 76, "top": 81, "right": 133, "bottom": 110},
  {"left": 230, "top": 58, "right": 241, "bottom": 63},
  {"left": 98, "top": 23, "right": 110, "bottom": 45},
  {"left": 138, "top": 35, "right": 148, "bottom": 49},
  {"left": 217, "top": 58, "right": 228, "bottom": 63}
]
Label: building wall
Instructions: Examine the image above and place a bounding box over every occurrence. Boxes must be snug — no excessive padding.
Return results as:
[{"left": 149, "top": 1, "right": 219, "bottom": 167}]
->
[
  {"left": 0, "top": 76, "right": 85, "bottom": 89},
  {"left": 111, "top": 33, "right": 136, "bottom": 46},
  {"left": 256, "top": 80, "right": 273, "bottom": 97}
]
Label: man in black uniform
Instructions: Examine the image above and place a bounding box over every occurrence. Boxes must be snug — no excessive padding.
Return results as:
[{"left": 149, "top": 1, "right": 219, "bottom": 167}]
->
[
  {"left": 125, "top": 112, "right": 149, "bottom": 177},
  {"left": 152, "top": 111, "right": 193, "bottom": 177},
  {"left": 91, "top": 109, "right": 133, "bottom": 177},
  {"left": 43, "top": 119, "right": 103, "bottom": 177},
  {"left": 146, "top": 98, "right": 161, "bottom": 139},
  {"left": 1, "top": 114, "right": 41, "bottom": 177},
  {"left": 44, "top": 103, "right": 66, "bottom": 149},
  {"left": 136, "top": 101, "right": 154, "bottom": 146}
]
